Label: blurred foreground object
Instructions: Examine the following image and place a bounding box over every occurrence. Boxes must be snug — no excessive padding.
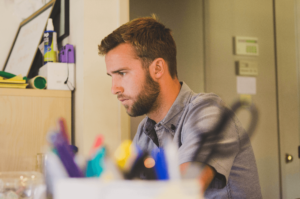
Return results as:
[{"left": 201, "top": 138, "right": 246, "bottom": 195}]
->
[
  {"left": 0, "top": 171, "right": 46, "bottom": 199},
  {"left": 54, "top": 179, "right": 202, "bottom": 199}
]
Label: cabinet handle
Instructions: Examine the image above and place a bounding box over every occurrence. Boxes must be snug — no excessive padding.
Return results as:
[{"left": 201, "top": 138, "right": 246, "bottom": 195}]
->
[{"left": 285, "top": 153, "right": 293, "bottom": 163}]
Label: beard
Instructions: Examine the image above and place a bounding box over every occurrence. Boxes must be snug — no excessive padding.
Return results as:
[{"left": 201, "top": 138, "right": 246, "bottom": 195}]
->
[{"left": 122, "top": 70, "right": 160, "bottom": 117}]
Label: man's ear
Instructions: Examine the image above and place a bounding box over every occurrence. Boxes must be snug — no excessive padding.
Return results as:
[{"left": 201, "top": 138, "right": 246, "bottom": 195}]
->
[{"left": 149, "top": 58, "right": 166, "bottom": 80}]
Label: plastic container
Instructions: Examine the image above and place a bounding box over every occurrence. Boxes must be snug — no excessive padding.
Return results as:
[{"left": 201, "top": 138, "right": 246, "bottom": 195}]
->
[
  {"left": 0, "top": 171, "right": 45, "bottom": 199},
  {"left": 44, "top": 18, "right": 58, "bottom": 64}
]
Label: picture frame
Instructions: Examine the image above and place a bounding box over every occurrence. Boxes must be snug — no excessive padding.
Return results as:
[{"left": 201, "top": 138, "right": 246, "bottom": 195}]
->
[
  {"left": 2, "top": 0, "right": 69, "bottom": 78},
  {"left": 57, "top": 0, "right": 70, "bottom": 43}
]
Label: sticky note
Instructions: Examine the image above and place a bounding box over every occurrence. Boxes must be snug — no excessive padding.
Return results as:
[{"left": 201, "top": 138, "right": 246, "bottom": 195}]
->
[{"left": 237, "top": 76, "right": 256, "bottom": 94}]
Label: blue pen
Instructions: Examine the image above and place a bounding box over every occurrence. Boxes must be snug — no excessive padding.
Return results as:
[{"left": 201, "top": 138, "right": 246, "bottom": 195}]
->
[{"left": 151, "top": 148, "right": 169, "bottom": 180}]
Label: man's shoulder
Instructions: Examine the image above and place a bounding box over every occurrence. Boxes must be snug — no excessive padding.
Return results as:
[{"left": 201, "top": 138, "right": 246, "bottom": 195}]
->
[{"left": 188, "top": 92, "right": 225, "bottom": 110}]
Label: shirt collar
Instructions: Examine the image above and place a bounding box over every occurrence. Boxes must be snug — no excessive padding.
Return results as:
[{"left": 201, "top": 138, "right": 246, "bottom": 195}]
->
[{"left": 144, "top": 81, "right": 194, "bottom": 135}]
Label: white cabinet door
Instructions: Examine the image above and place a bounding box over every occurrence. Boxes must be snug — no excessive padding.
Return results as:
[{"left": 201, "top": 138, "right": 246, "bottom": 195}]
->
[{"left": 275, "top": 0, "right": 300, "bottom": 198}]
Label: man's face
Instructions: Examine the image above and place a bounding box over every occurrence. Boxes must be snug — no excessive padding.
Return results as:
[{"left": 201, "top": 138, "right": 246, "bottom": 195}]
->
[{"left": 105, "top": 43, "right": 160, "bottom": 116}]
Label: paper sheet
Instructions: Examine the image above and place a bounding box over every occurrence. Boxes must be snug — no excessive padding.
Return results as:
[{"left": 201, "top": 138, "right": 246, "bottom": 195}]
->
[{"left": 237, "top": 76, "right": 256, "bottom": 94}]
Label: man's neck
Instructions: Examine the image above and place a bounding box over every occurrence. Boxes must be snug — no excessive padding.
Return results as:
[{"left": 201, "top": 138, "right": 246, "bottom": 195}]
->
[{"left": 148, "top": 79, "right": 181, "bottom": 123}]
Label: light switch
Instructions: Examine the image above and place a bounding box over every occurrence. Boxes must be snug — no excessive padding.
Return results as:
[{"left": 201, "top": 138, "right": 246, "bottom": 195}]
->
[
  {"left": 234, "top": 36, "right": 259, "bottom": 56},
  {"left": 236, "top": 60, "right": 258, "bottom": 76}
]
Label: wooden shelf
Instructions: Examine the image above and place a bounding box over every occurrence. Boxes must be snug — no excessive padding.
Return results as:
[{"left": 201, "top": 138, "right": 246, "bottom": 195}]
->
[{"left": 0, "top": 88, "right": 72, "bottom": 171}]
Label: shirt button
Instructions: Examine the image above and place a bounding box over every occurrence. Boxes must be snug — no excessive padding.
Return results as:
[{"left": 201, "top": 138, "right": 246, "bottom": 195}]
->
[{"left": 170, "top": 124, "right": 176, "bottom": 131}]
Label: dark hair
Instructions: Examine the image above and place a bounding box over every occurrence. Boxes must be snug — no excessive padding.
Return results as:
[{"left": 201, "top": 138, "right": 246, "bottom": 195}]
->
[{"left": 98, "top": 16, "right": 177, "bottom": 79}]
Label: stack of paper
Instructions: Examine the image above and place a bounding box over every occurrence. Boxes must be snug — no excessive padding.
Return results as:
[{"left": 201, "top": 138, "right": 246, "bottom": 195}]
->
[{"left": 0, "top": 75, "right": 28, "bottom": 89}]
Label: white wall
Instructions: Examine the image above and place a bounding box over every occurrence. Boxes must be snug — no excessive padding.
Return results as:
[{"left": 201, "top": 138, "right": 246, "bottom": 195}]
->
[
  {"left": 0, "top": 1, "right": 21, "bottom": 70},
  {"left": 62, "top": 0, "right": 130, "bottom": 157}
]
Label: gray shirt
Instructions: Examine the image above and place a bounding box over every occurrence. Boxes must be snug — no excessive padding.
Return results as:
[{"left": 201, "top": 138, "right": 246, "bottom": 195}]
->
[{"left": 133, "top": 82, "right": 262, "bottom": 199}]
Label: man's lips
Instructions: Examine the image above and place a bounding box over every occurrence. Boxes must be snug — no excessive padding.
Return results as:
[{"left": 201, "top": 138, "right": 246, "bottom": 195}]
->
[{"left": 118, "top": 97, "right": 128, "bottom": 102}]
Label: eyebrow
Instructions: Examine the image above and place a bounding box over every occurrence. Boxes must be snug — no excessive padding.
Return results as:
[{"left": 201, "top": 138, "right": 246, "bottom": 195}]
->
[{"left": 107, "top": 68, "right": 129, "bottom": 76}]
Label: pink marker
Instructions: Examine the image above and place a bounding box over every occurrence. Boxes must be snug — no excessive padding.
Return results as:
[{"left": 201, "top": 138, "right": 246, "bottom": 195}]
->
[
  {"left": 89, "top": 135, "right": 104, "bottom": 157},
  {"left": 58, "top": 117, "right": 70, "bottom": 144}
]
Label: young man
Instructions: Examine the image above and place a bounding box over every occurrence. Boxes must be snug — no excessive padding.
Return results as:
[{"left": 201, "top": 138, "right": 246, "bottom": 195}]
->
[{"left": 99, "top": 17, "right": 262, "bottom": 198}]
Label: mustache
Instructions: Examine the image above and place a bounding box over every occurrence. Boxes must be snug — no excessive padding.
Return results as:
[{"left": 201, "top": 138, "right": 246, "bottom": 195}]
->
[{"left": 117, "top": 94, "right": 130, "bottom": 100}]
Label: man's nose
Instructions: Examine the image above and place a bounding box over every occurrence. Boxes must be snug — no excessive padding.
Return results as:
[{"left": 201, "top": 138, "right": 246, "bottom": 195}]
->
[{"left": 111, "top": 79, "right": 124, "bottom": 95}]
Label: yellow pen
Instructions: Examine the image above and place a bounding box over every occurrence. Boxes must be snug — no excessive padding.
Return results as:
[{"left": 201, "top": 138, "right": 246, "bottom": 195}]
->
[{"left": 114, "top": 140, "right": 139, "bottom": 172}]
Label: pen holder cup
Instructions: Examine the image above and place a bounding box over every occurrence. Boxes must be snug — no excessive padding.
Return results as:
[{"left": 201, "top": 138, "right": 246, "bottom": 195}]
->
[{"left": 0, "top": 171, "right": 45, "bottom": 199}]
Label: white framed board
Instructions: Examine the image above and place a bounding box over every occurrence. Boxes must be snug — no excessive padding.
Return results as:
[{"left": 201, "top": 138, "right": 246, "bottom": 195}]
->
[{"left": 3, "top": 0, "right": 56, "bottom": 77}]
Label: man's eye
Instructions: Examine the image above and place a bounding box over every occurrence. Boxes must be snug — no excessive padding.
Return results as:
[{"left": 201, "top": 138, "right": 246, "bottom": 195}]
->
[{"left": 119, "top": 72, "right": 126, "bottom": 76}]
